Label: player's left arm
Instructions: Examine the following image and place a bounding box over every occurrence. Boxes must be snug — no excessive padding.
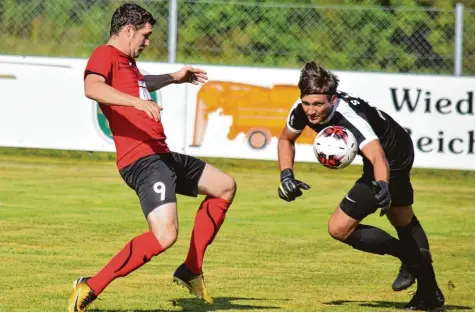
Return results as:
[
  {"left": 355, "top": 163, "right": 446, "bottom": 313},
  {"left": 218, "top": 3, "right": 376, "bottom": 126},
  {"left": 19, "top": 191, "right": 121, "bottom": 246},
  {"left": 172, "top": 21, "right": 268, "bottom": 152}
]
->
[
  {"left": 144, "top": 74, "right": 175, "bottom": 91},
  {"left": 361, "top": 139, "right": 389, "bottom": 184},
  {"left": 361, "top": 140, "right": 392, "bottom": 214},
  {"left": 144, "top": 66, "right": 208, "bottom": 92}
]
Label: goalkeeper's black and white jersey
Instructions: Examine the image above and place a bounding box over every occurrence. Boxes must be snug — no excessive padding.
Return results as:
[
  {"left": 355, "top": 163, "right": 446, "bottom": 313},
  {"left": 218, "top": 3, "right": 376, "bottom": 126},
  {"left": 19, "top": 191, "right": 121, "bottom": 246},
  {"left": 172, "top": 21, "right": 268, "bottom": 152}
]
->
[{"left": 286, "top": 91, "right": 414, "bottom": 171}]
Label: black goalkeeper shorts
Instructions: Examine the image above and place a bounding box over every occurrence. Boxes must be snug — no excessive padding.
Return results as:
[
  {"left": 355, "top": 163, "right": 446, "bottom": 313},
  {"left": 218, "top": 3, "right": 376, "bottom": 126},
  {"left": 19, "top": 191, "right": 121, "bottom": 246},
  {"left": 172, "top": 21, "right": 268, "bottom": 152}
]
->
[
  {"left": 340, "top": 132, "right": 415, "bottom": 220},
  {"left": 340, "top": 159, "right": 415, "bottom": 222},
  {"left": 339, "top": 170, "right": 414, "bottom": 221}
]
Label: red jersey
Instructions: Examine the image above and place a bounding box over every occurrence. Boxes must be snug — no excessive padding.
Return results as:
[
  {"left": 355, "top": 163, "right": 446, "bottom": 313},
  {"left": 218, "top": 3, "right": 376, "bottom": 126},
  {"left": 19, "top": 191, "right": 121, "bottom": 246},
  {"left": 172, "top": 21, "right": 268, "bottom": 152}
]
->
[{"left": 85, "top": 45, "right": 170, "bottom": 170}]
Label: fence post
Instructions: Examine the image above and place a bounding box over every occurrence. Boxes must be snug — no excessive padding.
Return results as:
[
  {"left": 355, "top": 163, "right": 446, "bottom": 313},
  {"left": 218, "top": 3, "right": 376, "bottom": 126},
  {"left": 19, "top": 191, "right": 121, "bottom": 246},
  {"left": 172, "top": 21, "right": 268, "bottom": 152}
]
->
[
  {"left": 168, "top": 0, "right": 178, "bottom": 63},
  {"left": 454, "top": 3, "right": 464, "bottom": 76}
]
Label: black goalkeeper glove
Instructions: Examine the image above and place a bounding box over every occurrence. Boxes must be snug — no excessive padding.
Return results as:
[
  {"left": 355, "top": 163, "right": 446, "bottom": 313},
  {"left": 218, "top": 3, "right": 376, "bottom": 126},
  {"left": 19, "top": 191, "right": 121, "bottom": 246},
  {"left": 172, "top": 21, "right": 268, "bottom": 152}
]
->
[
  {"left": 372, "top": 180, "right": 392, "bottom": 216},
  {"left": 278, "top": 168, "right": 311, "bottom": 202}
]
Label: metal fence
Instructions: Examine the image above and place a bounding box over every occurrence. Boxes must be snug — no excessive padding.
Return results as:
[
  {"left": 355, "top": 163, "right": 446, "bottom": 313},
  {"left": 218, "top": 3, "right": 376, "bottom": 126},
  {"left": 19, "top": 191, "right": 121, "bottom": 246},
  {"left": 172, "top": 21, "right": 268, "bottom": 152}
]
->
[{"left": 1, "top": 0, "right": 474, "bottom": 75}]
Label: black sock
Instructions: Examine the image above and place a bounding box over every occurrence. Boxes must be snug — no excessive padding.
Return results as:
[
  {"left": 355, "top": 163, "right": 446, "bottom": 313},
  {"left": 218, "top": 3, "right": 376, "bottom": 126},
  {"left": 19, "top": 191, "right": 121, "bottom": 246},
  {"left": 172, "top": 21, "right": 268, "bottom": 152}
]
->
[
  {"left": 409, "top": 215, "right": 432, "bottom": 260},
  {"left": 342, "top": 224, "right": 402, "bottom": 259},
  {"left": 396, "top": 215, "right": 433, "bottom": 263},
  {"left": 396, "top": 217, "right": 437, "bottom": 289}
]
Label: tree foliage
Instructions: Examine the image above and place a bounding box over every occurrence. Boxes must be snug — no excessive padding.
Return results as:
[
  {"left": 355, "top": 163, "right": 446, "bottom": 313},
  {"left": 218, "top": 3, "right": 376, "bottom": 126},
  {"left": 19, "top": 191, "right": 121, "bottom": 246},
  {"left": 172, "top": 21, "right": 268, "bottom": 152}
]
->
[{"left": 0, "top": 0, "right": 473, "bottom": 75}]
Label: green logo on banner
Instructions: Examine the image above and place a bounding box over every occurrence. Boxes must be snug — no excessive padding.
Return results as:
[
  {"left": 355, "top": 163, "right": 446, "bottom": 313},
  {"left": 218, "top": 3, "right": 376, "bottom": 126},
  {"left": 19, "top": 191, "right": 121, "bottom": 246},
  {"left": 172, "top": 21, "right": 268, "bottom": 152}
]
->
[{"left": 96, "top": 105, "right": 113, "bottom": 140}]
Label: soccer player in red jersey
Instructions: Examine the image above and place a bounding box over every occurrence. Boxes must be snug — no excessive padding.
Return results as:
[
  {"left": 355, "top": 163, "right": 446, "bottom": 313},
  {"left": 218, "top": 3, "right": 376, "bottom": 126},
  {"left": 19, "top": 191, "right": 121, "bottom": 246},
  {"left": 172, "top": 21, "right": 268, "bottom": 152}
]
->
[{"left": 68, "top": 4, "right": 236, "bottom": 312}]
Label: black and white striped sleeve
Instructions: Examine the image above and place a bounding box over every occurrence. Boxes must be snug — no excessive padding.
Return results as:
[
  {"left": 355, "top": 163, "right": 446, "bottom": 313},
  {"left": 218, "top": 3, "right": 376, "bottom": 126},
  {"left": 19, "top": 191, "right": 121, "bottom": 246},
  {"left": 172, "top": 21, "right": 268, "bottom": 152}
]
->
[
  {"left": 337, "top": 101, "right": 378, "bottom": 150},
  {"left": 286, "top": 100, "right": 307, "bottom": 133}
]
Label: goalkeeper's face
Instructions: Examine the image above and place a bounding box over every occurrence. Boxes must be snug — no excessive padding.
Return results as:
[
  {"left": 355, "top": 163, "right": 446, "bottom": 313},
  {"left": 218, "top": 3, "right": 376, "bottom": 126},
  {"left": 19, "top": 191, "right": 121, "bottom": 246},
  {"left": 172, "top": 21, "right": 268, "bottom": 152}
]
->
[{"left": 301, "top": 94, "right": 336, "bottom": 124}]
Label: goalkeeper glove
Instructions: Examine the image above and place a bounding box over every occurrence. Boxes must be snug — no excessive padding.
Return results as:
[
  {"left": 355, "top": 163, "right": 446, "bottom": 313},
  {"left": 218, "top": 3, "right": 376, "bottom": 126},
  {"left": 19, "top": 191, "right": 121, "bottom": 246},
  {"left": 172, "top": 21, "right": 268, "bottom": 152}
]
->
[
  {"left": 278, "top": 168, "right": 311, "bottom": 202},
  {"left": 372, "top": 180, "right": 392, "bottom": 216}
]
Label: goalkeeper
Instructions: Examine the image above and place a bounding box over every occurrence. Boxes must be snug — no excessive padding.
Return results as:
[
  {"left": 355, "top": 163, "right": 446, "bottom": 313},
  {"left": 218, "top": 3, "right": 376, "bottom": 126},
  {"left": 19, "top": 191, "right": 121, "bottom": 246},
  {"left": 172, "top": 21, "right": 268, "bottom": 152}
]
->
[{"left": 277, "top": 61, "right": 444, "bottom": 311}]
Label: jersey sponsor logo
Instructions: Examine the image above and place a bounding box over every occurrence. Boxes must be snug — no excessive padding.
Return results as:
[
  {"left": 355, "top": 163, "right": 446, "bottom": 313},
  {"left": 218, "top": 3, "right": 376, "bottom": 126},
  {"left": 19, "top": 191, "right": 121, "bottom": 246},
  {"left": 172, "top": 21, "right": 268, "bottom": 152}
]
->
[{"left": 138, "top": 80, "right": 153, "bottom": 101}]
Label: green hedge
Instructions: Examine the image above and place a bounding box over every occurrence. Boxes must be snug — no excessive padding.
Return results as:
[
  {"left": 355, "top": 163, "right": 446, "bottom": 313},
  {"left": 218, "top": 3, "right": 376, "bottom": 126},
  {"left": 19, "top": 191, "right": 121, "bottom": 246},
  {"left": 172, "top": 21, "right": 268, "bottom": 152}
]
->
[{"left": 0, "top": 0, "right": 474, "bottom": 75}]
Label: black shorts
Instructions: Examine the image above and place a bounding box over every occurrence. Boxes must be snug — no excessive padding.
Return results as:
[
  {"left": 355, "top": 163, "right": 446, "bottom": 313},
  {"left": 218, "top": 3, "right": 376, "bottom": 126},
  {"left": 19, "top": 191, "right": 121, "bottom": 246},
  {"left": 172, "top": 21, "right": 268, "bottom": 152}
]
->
[
  {"left": 340, "top": 144, "right": 415, "bottom": 221},
  {"left": 119, "top": 152, "right": 206, "bottom": 218}
]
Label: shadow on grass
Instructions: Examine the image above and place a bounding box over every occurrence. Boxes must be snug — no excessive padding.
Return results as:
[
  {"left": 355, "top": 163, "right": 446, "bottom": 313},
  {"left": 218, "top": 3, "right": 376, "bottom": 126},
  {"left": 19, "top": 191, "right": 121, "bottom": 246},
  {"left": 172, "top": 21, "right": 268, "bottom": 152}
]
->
[
  {"left": 89, "top": 296, "right": 282, "bottom": 312},
  {"left": 173, "top": 296, "right": 282, "bottom": 312},
  {"left": 89, "top": 309, "right": 174, "bottom": 312},
  {"left": 323, "top": 299, "right": 472, "bottom": 311}
]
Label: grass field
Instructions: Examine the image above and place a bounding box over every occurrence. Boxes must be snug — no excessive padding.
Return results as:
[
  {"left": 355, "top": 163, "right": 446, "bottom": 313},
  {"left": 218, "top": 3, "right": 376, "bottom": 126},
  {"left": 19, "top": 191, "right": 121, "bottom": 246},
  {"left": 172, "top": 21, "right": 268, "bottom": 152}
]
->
[{"left": 0, "top": 148, "right": 474, "bottom": 312}]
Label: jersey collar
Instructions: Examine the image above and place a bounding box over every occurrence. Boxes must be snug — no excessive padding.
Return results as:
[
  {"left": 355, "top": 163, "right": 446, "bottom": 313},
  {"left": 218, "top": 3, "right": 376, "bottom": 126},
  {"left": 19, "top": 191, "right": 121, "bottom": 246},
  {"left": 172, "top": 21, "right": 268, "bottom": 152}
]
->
[{"left": 319, "top": 98, "right": 340, "bottom": 124}]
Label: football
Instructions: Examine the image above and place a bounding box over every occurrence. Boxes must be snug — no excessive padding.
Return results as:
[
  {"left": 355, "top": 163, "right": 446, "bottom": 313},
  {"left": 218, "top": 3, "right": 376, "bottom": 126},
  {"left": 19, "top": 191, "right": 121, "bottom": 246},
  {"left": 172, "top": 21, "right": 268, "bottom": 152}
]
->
[{"left": 313, "top": 126, "right": 358, "bottom": 169}]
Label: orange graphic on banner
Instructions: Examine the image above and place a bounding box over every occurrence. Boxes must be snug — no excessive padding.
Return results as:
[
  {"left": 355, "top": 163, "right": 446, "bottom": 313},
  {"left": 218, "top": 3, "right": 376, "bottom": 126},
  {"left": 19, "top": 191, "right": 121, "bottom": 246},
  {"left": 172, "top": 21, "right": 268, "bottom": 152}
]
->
[{"left": 192, "top": 81, "right": 316, "bottom": 149}]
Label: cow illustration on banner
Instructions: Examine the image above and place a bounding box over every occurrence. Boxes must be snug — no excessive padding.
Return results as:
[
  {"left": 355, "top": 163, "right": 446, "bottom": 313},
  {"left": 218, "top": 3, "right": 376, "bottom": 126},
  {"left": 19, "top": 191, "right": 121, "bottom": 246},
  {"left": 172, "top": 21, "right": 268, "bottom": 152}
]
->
[{"left": 191, "top": 81, "right": 315, "bottom": 150}]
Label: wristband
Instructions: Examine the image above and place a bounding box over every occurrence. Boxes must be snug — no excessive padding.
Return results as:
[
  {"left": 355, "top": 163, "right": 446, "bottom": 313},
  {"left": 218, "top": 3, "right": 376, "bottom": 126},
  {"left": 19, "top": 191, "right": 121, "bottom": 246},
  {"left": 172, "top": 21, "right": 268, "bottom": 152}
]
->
[{"left": 280, "top": 168, "right": 294, "bottom": 181}]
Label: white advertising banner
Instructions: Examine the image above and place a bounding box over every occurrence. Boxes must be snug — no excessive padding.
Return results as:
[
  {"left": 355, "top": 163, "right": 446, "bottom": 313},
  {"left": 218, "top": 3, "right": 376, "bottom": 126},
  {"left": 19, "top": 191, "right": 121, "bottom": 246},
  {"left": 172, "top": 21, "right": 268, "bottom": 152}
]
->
[
  {"left": 183, "top": 65, "right": 475, "bottom": 170},
  {"left": 0, "top": 56, "right": 188, "bottom": 153},
  {"left": 0, "top": 55, "right": 474, "bottom": 170}
]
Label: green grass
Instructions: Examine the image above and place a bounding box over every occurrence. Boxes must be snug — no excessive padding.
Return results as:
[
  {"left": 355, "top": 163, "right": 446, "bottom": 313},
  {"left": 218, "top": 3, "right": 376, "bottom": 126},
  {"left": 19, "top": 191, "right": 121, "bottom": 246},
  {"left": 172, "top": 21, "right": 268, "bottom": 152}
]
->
[{"left": 0, "top": 148, "right": 474, "bottom": 312}]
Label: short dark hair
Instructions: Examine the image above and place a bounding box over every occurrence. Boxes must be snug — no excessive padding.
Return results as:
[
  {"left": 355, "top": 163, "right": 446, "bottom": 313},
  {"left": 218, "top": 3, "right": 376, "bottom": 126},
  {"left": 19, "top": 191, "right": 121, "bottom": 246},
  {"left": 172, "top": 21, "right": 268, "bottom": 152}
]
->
[
  {"left": 110, "top": 3, "right": 156, "bottom": 36},
  {"left": 298, "top": 61, "right": 339, "bottom": 100}
]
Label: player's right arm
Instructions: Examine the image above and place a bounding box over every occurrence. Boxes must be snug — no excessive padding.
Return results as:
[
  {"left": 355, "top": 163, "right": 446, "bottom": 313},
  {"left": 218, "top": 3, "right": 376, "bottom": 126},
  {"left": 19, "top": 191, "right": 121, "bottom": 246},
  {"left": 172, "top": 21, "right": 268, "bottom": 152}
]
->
[
  {"left": 84, "top": 74, "right": 161, "bottom": 121},
  {"left": 84, "top": 46, "right": 161, "bottom": 121},
  {"left": 278, "top": 126, "right": 299, "bottom": 171},
  {"left": 277, "top": 102, "right": 311, "bottom": 202}
]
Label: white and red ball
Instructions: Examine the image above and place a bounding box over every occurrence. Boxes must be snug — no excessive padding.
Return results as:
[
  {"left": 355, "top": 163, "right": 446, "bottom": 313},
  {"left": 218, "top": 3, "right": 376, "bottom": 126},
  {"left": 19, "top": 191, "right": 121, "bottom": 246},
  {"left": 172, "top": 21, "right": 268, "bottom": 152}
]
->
[{"left": 313, "top": 126, "right": 358, "bottom": 169}]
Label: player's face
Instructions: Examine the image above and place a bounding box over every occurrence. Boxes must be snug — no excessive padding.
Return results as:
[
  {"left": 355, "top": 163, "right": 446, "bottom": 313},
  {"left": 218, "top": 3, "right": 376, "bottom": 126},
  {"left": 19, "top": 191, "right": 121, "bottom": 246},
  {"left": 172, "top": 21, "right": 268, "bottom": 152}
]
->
[
  {"left": 130, "top": 23, "right": 153, "bottom": 58},
  {"left": 301, "top": 94, "right": 337, "bottom": 124}
]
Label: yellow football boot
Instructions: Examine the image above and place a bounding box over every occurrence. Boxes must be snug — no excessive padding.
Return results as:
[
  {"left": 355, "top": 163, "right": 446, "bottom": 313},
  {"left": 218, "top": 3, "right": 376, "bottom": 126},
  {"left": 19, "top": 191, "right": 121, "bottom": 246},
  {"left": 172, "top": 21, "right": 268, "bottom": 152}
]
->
[
  {"left": 173, "top": 263, "right": 213, "bottom": 304},
  {"left": 68, "top": 277, "right": 97, "bottom": 312}
]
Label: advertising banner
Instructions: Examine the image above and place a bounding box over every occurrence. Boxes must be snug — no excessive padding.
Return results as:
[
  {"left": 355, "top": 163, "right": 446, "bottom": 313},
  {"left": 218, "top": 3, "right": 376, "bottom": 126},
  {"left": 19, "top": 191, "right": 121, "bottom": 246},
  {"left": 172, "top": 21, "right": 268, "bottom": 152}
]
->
[
  {"left": 0, "top": 55, "right": 473, "bottom": 170},
  {"left": 182, "top": 65, "right": 474, "bottom": 170}
]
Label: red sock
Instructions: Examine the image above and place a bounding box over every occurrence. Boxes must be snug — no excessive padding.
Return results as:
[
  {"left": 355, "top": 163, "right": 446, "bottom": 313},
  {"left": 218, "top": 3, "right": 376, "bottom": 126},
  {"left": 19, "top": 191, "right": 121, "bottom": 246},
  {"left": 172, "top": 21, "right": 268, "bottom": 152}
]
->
[
  {"left": 87, "top": 231, "right": 163, "bottom": 295},
  {"left": 185, "top": 196, "right": 231, "bottom": 275}
]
